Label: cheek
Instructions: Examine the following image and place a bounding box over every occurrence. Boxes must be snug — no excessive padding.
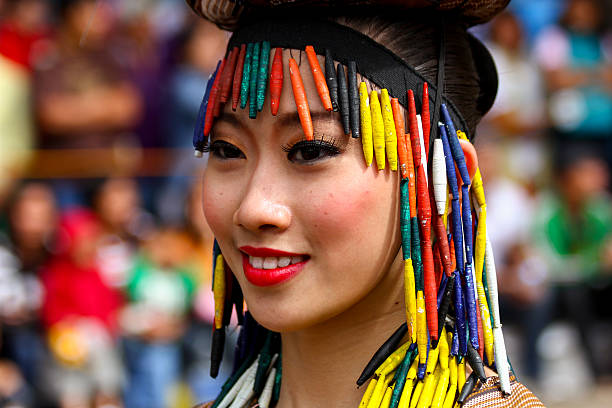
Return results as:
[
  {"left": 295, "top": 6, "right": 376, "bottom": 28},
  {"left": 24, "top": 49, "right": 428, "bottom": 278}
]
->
[
  {"left": 304, "top": 168, "right": 398, "bottom": 256},
  {"left": 202, "top": 170, "right": 237, "bottom": 238}
]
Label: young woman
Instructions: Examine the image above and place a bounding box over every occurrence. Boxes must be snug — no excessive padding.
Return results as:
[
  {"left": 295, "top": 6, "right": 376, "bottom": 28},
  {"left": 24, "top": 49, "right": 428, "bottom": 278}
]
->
[{"left": 186, "top": 1, "right": 544, "bottom": 407}]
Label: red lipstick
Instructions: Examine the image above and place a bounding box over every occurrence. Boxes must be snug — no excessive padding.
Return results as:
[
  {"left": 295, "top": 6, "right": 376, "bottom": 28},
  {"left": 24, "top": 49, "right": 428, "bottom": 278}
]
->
[{"left": 239, "top": 246, "right": 309, "bottom": 286}]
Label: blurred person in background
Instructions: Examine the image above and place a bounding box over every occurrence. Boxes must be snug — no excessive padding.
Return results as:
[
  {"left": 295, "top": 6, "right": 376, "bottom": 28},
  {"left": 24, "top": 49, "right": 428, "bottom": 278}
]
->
[
  {"left": 40, "top": 209, "right": 123, "bottom": 408},
  {"left": 0, "top": 0, "right": 51, "bottom": 207},
  {"left": 157, "top": 18, "right": 227, "bottom": 224},
  {"left": 34, "top": 0, "right": 143, "bottom": 149},
  {"left": 528, "top": 146, "right": 612, "bottom": 380},
  {"left": 534, "top": 0, "right": 612, "bottom": 171},
  {"left": 94, "top": 178, "right": 154, "bottom": 288},
  {"left": 33, "top": 0, "right": 143, "bottom": 207},
  {"left": 120, "top": 227, "right": 196, "bottom": 408},
  {"left": 481, "top": 10, "right": 548, "bottom": 191},
  {"left": 0, "top": 183, "right": 58, "bottom": 406}
]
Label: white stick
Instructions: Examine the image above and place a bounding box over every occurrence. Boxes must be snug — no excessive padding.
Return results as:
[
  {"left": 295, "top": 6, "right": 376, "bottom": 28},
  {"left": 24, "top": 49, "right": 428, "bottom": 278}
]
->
[
  {"left": 416, "top": 115, "right": 428, "bottom": 183},
  {"left": 485, "top": 235, "right": 511, "bottom": 395},
  {"left": 218, "top": 359, "right": 258, "bottom": 408},
  {"left": 229, "top": 359, "right": 259, "bottom": 408},
  {"left": 258, "top": 367, "right": 277, "bottom": 408},
  {"left": 432, "top": 138, "right": 447, "bottom": 215}
]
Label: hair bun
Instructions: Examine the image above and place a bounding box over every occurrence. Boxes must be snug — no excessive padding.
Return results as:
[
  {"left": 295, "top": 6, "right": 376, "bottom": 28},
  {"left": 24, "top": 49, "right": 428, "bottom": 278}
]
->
[{"left": 186, "top": 0, "right": 509, "bottom": 30}]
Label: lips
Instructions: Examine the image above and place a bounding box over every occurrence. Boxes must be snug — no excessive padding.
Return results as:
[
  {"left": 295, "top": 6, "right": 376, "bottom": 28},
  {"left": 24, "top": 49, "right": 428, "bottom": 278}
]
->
[{"left": 239, "top": 246, "right": 309, "bottom": 286}]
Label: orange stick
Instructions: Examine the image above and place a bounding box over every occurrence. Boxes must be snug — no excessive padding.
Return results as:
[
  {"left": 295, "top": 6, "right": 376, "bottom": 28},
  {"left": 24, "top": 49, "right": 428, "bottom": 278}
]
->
[
  {"left": 391, "top": 98, "right": 409, "bottom": 180},
  {"left": 289, "top": 58, "right": 314, "bottom": 140},
  {"left": 269, "top": 47, "right": 283, "bottom": 116},
  {"left": 305, "top": 46, "right": 332, "bottom": 112}
]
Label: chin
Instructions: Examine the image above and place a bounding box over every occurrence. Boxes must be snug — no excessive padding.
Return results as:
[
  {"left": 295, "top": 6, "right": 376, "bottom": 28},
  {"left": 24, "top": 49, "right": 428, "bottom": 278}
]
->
[{"left": 242, "top": 297, "right": 320, "bottom": 333}]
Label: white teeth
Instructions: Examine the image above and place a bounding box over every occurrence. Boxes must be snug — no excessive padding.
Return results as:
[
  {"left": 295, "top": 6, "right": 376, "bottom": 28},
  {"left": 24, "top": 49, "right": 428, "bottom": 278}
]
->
[
  {"left": 263, "top": 257, "right": 278, "bottom": 269},
  {"left": 250, "top": 256, "right": 263, "bottom": 268},
  {"left": 248, "top": 255, "right": 306, "bottom": 268},
  {"left": 278, "top": 257, "right": 291, "bottom": 267}
]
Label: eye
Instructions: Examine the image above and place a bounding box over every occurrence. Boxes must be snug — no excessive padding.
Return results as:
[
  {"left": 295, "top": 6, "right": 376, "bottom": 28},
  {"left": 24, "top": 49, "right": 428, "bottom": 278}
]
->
[
  {"left": 207, "top": 140, "right": 245, "bottom": 160},
  {"left": 282, "top": 138, "right": 341, "bottom": 164}
]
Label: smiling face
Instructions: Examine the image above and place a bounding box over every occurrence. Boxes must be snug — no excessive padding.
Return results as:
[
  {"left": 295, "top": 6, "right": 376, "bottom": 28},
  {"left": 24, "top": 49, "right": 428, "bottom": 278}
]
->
[{"left": 202, "top": 50, "right": 402, "bottom": 332}]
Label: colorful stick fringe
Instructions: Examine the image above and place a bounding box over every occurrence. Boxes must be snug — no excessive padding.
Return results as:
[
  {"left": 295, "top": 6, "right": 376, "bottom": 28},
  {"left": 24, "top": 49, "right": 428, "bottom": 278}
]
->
[{"left": 196, "top": 43, "right": 512, "bottom": 407}]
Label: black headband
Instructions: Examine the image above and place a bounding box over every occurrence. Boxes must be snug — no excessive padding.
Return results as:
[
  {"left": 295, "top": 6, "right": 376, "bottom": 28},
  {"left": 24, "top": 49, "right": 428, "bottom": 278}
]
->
[{"left": 227, "top": 17, "right": 473, "bottom": 141}]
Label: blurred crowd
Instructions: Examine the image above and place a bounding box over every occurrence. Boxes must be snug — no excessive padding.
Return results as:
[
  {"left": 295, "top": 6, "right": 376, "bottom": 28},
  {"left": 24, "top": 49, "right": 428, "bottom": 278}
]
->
[{"left": 1, "top": 0, "right": 612, "bottom": 407}]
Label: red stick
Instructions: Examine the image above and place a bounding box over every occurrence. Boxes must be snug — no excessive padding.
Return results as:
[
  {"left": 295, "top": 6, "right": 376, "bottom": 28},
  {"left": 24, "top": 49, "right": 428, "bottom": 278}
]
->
[
  {"left": 305, "top": 46, "right": 332, "bottom": 111},
  {"left": 269, "top": 47, "right": 283, "bottom": 116},
  {"left": 204, "top": 58, "right": 225, "bottom": 137},
  {"left": 433, "top": 240, "right": 442, "bottom": 289},
  {"left": 289, "top": 58, "right": 313, "bottom": 140},
  {"left": 392, "top": 98, "right": 409, "bottom": 180},
  {"left": 212, "top": 58, "right": 227, "bottom": 118},
  {"left": 232, "top": 44, "right": 247, "bottom": 111},
  {"left": 417, "top": 164, "right": 438, "bottom": 341},
  {"left": 407, "top": 90, "right": 421, "bottom": 167},
  {"left": 405, "top": 133, "right": 417, "bottom": 218},
  {"left": 449, "top": 236, "right": 456, "bottom": 272},
  {"left": 220, "top": 47, "right": 238, "bottom": 104},
  {"left": 429, "top": 179, "right": 453, "bottom": 278},
  {"left": 422, "top": 82, "right": 431, "bottom": 159}
]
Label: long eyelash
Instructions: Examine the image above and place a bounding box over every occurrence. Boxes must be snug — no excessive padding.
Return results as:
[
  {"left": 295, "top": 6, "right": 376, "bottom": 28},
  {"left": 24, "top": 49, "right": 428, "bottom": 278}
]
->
[
  {"left": 281, "top": 135, "right": 339, "bottom": 153},
  {"left": 200, "top": 140, "right": 212, "bottom": 153}
]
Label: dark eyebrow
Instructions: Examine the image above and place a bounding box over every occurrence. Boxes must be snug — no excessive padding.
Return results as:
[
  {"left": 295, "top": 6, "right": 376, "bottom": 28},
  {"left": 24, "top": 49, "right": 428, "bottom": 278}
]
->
[
  {"left": 215, "top": 110, "right": 338, "bottom": 132},
  {"left": 276, "top": 111, "right": 337, "bottom": 128},
  {"left": 215, "top": 111, "right": 244, "bottom": 128}
]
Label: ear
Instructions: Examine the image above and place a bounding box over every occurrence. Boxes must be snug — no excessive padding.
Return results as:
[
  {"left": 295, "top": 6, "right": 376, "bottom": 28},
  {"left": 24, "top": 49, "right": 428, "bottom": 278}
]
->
[{"left": 458, "top": 138, "right": 478, "bottom": 183}]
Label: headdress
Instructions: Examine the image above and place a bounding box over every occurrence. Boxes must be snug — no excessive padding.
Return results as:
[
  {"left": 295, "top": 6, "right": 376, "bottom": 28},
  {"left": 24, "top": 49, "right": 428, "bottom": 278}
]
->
[{"left": 187, "top": 1, "right": 520, "bottom": 407}]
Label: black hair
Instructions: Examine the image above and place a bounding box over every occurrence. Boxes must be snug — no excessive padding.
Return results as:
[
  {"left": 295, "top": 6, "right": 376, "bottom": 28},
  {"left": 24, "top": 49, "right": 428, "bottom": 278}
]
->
[{"left": 334, "top": 11, "right": 491, "bottom": 137}]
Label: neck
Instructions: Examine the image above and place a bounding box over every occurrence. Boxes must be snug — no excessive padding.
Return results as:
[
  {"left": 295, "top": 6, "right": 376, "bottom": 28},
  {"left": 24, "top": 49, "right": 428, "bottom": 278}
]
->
[{"left": 277, "top": 251, "right": 406, "bottom": 408}]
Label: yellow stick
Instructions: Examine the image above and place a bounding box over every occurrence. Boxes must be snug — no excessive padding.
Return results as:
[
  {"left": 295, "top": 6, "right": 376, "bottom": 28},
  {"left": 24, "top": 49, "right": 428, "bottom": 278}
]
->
[
  {"left": 416, "top": 291, "right": 428, "bottom": 364},
  {"left": 359, "top": 377, "right": 378, "bottom": 408},
  {"left": 381, "top": 385, "right": 394, "bottom": 408},
  {"left": 417, "top": 366, "right": 441, "bottom": 408},
  {"left": 359, "top": 82, "right": 373, "bottom": 167},
  {"left": 438, "top": 328, "right": 449, "bottom": 370},
  {"left": 398, "top": 378, "right": 415, "bottom": 408},
  {"left": 457, "top": 360, "right": 466, "bottom": 394},
  {"left": 381, "top": 89, "right": 398, "bottom": 171},
  {"left": 432, "top": 368, "right": 450, "bottom": 408},
  {"left": 409, "top": 380, "right": 424, "bottom": 408},
  {"left": 367, "top": 374, "right": 387, "bottom": 408},
  {"left": 370, "top": 90, "right": 385, "bottom": 170},
  {"left": 377, "top": 341, "right": 412, "bottom": 376},
  {"left": 213, "top": 254, "right": 225, "bottom": 330},
  {"left": 405, "top": 259, "right": 417, "bottom": 343}
]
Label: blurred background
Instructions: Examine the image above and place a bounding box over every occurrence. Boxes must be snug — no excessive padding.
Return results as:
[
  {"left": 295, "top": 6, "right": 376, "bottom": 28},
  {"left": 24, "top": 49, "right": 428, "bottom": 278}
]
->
[{"left": 0, "top": 0, "right": 612, "bottom": 407}]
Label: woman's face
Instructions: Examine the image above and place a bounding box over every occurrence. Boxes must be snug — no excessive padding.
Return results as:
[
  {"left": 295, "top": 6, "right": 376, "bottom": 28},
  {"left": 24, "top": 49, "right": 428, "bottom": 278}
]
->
[{"left": 203, "top": 50, "right": 401, "bottom": 332}]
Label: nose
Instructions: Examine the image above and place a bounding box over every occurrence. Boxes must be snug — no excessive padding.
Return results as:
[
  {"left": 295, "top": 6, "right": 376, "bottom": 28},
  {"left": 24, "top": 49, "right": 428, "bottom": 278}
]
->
[{"left": 233, "top": 171, "right": 292, "bottom": 233}]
